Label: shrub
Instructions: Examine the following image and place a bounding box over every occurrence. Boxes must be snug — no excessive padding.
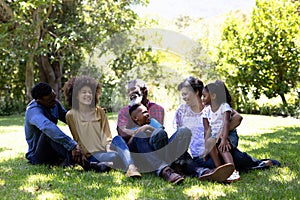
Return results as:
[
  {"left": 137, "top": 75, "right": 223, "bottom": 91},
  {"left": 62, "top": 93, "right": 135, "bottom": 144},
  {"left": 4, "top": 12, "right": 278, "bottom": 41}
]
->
[{"left": 0, "top": 98, "right": 26, "bottom": 116}]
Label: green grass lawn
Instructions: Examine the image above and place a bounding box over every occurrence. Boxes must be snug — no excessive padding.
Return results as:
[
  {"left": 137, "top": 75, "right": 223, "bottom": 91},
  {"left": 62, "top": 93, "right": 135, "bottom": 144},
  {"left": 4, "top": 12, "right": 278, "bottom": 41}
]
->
[{"left": 0, "top": 114, "right": 299, "bottom": 199}]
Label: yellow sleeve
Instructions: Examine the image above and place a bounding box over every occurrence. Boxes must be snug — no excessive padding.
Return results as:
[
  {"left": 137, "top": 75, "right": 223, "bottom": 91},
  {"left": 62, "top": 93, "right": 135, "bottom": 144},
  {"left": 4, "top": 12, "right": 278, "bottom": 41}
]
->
[
  {"left": 66, "top": 110, "right": 90, "bottom": 157},
  {"left": 98, "top": 107, "right": 112, "bottom": 149}
]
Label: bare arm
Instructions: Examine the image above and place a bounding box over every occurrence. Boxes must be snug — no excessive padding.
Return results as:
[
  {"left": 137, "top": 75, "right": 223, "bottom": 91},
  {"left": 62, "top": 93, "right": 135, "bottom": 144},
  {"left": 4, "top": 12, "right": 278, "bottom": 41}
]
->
[
  {"left": 203, "top": 118, "right": 211, "bottom": 141},
  {"left": 218, "top": 111, "right": 231, "bottom": 152},
  {"left": 229, "top": 109, "right": 243, "bottom": 130}
]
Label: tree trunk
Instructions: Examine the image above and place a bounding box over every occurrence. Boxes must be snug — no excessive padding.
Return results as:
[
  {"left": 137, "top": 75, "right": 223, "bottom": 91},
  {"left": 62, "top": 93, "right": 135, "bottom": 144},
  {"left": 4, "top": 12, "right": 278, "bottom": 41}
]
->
[
  {"left": 25, "top": 8, "right": 42, "bottom": 102},
  {"left": 0, "top": 0, "right": 13, "bottom": 22},
  {"left": 25, "top": 4, "right": 53, "bottom": 102},
  {"left": 279, "top": 93, "right": 287, "bottom": 106},
  {"left": 37, "top": 55, "right": 62, "bottom": 100}
]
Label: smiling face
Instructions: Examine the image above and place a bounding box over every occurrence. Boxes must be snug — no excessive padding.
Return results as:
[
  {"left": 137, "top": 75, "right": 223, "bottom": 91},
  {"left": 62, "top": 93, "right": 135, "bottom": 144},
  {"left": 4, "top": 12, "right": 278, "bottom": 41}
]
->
[
  {"left": 181, "top": 86, "right": 198, "bottom": 107},
  {"left": 131, "top": 104, "right": 150, "bottom": 126},
  {"left": 77, "top": 85, "right": 93, "bottom": 107}
]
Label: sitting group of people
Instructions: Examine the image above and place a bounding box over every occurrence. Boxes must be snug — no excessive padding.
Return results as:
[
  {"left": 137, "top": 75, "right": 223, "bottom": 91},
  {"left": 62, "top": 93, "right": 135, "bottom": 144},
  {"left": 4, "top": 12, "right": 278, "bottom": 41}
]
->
[{"left": 24, "top": 76, "right": 280, "bottom": 185}]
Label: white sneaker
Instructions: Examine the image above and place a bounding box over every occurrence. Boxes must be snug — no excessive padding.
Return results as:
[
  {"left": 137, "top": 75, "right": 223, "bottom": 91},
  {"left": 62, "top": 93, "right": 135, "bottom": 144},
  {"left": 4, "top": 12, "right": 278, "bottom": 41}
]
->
[{"left": 224, "top": 170, "right": 240, "bottom": 183}]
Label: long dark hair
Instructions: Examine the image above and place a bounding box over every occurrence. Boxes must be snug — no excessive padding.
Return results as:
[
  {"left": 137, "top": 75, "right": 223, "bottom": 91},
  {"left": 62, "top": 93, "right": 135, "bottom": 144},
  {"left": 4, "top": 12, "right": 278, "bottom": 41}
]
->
[{"left": 204, "top": 80, "right": 233, "bottom": 107}]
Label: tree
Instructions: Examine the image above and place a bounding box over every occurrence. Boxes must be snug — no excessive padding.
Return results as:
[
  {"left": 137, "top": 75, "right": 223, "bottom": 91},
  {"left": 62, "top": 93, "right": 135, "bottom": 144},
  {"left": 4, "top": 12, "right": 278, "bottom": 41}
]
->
[
  {"left": 218, "top": 0, "right": 300, "bottom": 106},
  {"left": 0, "top": 0, "right": 148, "bottom": 103}
]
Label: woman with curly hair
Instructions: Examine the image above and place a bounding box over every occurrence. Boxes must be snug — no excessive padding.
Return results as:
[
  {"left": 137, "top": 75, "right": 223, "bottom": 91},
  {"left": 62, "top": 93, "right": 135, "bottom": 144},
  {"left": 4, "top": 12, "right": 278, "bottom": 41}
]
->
[{"left": 63, "top": 76, "right": 141, "bottom": 177}]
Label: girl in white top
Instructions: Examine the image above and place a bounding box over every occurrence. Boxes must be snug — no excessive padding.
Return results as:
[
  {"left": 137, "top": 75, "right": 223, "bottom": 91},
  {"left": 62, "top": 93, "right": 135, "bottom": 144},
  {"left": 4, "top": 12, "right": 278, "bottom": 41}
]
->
[{"left": 202, "top": 80, "right": 239, "bottom": 181}]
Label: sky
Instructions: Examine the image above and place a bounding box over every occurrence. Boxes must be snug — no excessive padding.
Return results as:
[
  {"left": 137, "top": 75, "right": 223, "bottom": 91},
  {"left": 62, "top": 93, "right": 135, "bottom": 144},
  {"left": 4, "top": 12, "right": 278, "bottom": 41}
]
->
[{"left": 133, "top": 0, "right": 256, "bottom": 19}]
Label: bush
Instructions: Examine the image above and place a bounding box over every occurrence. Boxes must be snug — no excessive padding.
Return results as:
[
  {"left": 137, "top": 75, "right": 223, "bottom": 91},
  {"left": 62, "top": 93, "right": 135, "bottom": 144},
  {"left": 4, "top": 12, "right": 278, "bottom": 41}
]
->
[{"left": 0, "top": 98, "right": 26, "bottom": 116}]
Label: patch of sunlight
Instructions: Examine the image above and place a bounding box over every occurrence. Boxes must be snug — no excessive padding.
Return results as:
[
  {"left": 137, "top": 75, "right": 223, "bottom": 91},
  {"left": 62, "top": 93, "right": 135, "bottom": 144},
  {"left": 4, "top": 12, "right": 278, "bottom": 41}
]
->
[
  {"left": 270, "top": 167, "right": 297, "bottom": 183},
  {"left": 0, "top": 179, "right": 5, "bottom": 186},
  {"left": 184, "top": 185, "right": 234, "bottom": 199},
  {"left": 0, "top": 151, "right": 22, "bottom": 162},
  {"left": 123, "top": 188, "right": 141, "bottom": 199},
  {"left": 237, "top": 115, "right": 299, "bottom": 135},
  {"left": 20, "top": 174, "right": 54, "bottom": 194},
  {"left": 111, "top": 171, "right": 124, "bottom": 184},
  {"left": 36, "top": 191, "right": 63, "bottom": 200},
  {"left": 0, "top": 126, "right": 22, "bottom": 134}
]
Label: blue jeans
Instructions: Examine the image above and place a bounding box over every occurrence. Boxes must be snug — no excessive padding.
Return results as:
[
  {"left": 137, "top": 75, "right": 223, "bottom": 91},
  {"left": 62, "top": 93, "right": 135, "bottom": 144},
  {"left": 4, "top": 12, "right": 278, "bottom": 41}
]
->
[
  {"left": 29, "top": 133, "right": 73, "bottom": 165},
  {"left": 167, "top": 127, "right": 192, "bottom": 163},
  {"left": 228, "top": 129, "right": 239, "bottom": 148},
  {"left": 90, "top": 135, "right": 134, "bottom": 171},
  {"left": 228, "top": 129, "right": 265, "bottom": 171},
  {"left": 110, "top": 135, "right": 135, "bottom": 170},
  {"left": 192, "top": 155, "right": 215, "bottom": 169},
  {"left": 128, "top": 131, "right": 168, "bottom": 175},
  {"left": 231, "top": 148, "right": 264, "bottom": 171},
  {"left": 148, "top": 127, "right": 192, "bottom": 163}
]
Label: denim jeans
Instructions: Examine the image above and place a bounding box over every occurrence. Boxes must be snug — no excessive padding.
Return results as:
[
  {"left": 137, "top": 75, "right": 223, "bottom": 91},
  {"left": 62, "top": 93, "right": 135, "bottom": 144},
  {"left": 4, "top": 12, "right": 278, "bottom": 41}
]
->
[
  {"left": 88, "top": 151, "right": 122, "bottom": 169},
  {"left": 228, "top": 129, "right": 239, "bottom": 148},
  {"left": 30, "top": 133, "right": 73, "bottom": 165},
  {"left": 167, "top": 127, "right": 192, "bottom": 164},
  {"left": 108, "top": 135, "right": 135, "bottom": 171},
  {"left": 147, "top": 127, "right": 192, "bottom": 164},
  {"left": 192, "top": 155, "right": 215, "bottom": 169},
  {"left": 128, "top": 131, "right": 168, "bottom": 175},
  {"left": 231, "top": 148, "right": 263, "bottom": 171}
]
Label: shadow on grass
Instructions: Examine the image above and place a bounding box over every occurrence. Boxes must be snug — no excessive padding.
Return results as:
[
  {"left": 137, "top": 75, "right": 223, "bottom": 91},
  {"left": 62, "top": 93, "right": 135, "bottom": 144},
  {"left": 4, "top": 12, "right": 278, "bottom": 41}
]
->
[{"left": 0, "top": 156, "right": 192, "bottom": 199}]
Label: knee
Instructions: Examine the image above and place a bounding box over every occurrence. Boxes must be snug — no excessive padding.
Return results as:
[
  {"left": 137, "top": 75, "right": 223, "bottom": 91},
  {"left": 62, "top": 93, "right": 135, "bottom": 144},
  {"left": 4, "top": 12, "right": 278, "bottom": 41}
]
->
[
  {"left": 112, "top": 135, "right": 122, "bottom": 144},
  {"left": 179, "top": 127, "right": 192, "bottom": 136},
  {"left": 177, "top": 127, "right": 192, "bottom": 139}
]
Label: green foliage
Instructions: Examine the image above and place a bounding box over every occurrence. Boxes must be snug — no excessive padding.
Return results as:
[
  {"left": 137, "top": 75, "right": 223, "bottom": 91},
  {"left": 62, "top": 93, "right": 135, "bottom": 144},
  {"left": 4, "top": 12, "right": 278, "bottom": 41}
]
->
[
  {"left": 0, "top": 98, "right": 25, "bottom": 116},
  {"left": 0, "top": 0, "right": 150, "bottom": 111},
  {"left": 218, "top": 0, "right": 300, "bottom": 108}
]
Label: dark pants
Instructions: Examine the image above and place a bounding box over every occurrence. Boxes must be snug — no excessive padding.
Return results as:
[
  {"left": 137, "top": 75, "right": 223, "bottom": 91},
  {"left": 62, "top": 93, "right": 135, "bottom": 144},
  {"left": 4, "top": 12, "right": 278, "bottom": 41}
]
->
[
  {"left": 227, "top": 129, "right": 266, "bottom": 171},
  {"left": 231, "top": 148, "right": 265, "bottom": 171},
  {"left": 128, "top": 131, "right": 168, "bottom": 175},
  {"left": 127, "top": 127, "right": 192, "bottom": 175},
  {"left": 163, "top": 127, "right": 192, "bottom": 164},
  {"left": 30, "top": 133, "right": 73, "bottom": 166}
]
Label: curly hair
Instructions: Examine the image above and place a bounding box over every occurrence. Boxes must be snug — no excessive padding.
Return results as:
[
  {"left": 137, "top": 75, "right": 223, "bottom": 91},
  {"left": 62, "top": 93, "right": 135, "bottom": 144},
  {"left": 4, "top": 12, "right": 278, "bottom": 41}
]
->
[
  {"left": 177, "top": 76, "right": 204, "bottom": 98},
  {"left": 63, "top": 76, "right": 101, "bottom": 109}
]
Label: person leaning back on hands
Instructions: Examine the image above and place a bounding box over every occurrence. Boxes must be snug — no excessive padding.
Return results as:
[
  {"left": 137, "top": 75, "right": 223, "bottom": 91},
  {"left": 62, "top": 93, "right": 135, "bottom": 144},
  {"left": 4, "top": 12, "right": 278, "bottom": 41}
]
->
[{"left": 24, "top": 82, "right": 86, "bottom": 168}]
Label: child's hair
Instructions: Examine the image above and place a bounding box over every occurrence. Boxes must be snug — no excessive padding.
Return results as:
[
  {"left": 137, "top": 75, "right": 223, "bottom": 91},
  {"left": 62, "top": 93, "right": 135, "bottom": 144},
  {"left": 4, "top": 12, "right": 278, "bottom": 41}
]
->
[
  {"left": 129, "top": 103, "right": 142, "bottom": 117},
  {"left": 31, "top": 82, "right": 53, "bottom": 100},
  {"left": 63, "top": 76, "right": 101, "bottom": 109},
  {"left": 177, "top": 76, "right": 204, "bottom": 98},
  {"left": 204, "top": 80, "right": 233, "bottom": 107}
]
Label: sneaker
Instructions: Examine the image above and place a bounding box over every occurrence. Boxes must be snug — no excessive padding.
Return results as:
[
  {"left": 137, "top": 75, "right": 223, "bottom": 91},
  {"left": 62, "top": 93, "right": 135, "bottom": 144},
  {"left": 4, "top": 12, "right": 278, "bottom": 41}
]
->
[
  {"left": 125, "top": 164, "right": 142, "bottom": 178},
  {"left": 224, "top": 170, "right": 240, "bottom": 183},
  {"left": 199, "top": 163, "right": 234, "bottom": 182}
]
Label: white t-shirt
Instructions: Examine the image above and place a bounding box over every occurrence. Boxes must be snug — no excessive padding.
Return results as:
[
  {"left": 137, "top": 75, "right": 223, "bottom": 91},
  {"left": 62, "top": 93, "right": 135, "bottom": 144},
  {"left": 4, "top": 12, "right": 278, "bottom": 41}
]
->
[
  {"left": 202, "top": 103, "right": 232, "bottom": 139},
  {"left": 174, "top": 104, "right": 205, "bottom": 158}
]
